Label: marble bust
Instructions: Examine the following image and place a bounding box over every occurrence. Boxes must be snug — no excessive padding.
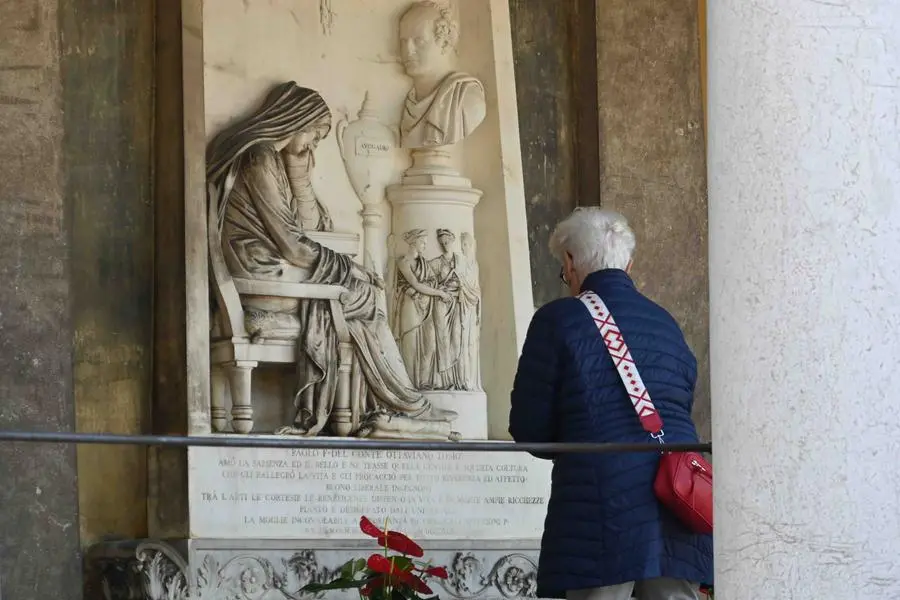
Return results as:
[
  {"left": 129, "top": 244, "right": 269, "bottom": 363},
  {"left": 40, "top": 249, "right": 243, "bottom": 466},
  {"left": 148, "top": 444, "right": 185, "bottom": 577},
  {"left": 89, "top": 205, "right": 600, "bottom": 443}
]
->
[{"left": 398, "top": 1, "right": 487, "bottom": 148}]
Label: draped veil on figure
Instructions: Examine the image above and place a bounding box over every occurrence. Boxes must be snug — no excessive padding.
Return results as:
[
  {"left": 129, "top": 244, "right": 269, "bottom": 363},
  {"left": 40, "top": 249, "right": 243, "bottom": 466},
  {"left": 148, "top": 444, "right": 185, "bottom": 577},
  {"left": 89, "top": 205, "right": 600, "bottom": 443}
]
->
[
  {"left": 430, "top": 229, "right": 463, "bottom": 389},
  {"left": 391, "top": 229, "right": 438, "bottom": 389},
  {"left": 206, "top": 82, "right": 455, "bottom": 438}
]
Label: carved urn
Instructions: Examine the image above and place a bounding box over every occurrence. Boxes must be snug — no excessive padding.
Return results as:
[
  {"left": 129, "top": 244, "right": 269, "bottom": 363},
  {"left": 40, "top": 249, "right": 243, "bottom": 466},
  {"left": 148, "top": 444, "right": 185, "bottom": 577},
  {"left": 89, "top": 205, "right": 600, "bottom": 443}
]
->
[
  {"left": 336, "top": 92, "right": 397, "bottom": 208},
  {"left": 336, "top": 92, "right": 397, "bottom": 272}
]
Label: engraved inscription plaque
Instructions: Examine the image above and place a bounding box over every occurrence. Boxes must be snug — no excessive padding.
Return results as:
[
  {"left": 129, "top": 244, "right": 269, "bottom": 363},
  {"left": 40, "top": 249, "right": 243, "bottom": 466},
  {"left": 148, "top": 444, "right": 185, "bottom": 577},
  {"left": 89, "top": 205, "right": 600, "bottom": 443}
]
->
[
  {"left": 188, "top": 445, "right": 551, "bottom": 540},
  {"left": 354, "top": 137, "right": 392, "bottom": 157}
]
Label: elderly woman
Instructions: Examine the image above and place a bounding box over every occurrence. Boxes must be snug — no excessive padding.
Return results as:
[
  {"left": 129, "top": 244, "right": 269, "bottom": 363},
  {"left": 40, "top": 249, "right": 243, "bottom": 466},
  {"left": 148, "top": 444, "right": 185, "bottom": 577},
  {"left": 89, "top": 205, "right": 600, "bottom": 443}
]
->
[{"left": 509, "top": 208, "right": 713, "bottom": 600}]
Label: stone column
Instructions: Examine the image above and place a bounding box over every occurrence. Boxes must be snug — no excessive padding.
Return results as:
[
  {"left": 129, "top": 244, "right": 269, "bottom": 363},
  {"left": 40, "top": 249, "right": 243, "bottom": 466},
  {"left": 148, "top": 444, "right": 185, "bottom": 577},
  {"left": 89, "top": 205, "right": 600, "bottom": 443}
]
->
[
  {"left": 708, "top": 1, "right": 900, "bottom": 598},
  {"left": 0, "top": 1, "right": 81, "bottom": 598},
  {"left": 387, "top": 155, "right": 488, "bottom": 440}
]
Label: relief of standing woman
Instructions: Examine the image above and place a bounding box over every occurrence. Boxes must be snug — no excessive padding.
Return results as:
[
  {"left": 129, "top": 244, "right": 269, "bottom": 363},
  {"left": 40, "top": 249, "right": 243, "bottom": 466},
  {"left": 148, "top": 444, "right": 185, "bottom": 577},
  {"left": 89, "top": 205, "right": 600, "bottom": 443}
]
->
[{"left": 391, "top": 228, "right": 482, "bottom": 392}]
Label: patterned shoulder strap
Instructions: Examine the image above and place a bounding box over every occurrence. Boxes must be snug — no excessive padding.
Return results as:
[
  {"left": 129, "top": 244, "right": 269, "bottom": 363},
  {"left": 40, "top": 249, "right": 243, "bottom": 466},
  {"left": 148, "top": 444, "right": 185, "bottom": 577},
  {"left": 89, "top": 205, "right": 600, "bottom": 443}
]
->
[{"left": 577, "top": 291, "right": 665, "bottom": 436}]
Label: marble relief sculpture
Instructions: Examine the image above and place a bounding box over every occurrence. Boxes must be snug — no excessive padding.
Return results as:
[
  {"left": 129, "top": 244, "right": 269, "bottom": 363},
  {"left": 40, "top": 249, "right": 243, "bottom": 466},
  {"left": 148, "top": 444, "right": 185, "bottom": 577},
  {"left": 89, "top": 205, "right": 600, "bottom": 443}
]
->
[
  {"left": 392, "top": 229, "right": 445, "bottom": 388},
  {"left": 458, "top": 232, "right": 482, "bottom": 390},
  {"left": 391, "top": 228, "right": 482, "bottom": 392},
  {"left": 429, "top": 229, "right": 464, "bottom": 389},
  {"left": 398, "top": 1, "right": 487, "bottom": 148},
  {"left": 206, "top": 81, "right": 456, "bottom": 440},
  {"left": 335, "top": 92, "right": 397, "bottom": 274}
]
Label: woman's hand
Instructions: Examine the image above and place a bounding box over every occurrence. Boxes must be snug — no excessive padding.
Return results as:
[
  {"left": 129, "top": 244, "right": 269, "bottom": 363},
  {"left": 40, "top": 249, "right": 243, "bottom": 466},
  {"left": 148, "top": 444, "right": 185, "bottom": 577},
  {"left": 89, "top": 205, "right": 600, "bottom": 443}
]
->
[
  {"left": 368, "top": 270, "right": 385, "bottom": 289},
  {"left": 353, "top": 263, "right": 384, "bottom": 289}
]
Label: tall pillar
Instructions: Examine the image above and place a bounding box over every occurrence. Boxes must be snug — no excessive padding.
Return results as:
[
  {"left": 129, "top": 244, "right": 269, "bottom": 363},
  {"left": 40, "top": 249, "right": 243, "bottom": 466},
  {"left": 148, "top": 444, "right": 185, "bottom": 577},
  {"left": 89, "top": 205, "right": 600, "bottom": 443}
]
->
[
  {"left": 0, "top": 1, "right": 81, "bottom": 598},
  {"left": 708, "top": 2, "right": 900, "bottom": 598}
]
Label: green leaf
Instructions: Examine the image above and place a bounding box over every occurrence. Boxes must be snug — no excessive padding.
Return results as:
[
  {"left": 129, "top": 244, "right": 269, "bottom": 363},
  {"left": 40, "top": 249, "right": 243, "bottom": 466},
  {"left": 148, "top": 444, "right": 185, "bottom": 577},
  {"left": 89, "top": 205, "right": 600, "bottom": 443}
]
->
[
  {"left": 302, "top": 578, "right": 369, "bottom": 592},
  {"left": 340, "top": 558, "right": 367, "bottom": 579},
  {"left": 389, "top": 556, "right": 414, "bottom": 572}
]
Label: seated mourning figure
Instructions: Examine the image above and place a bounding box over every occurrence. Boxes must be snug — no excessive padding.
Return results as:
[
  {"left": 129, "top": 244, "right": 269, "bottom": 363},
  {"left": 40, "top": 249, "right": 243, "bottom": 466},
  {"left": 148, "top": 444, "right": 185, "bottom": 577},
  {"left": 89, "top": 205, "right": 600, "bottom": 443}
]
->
[
  {"left": 398, "top": 1, "right": 487, "bottom": 148},
  {"left": 206, "top": 81, "right": 457, "bottom": 440}
]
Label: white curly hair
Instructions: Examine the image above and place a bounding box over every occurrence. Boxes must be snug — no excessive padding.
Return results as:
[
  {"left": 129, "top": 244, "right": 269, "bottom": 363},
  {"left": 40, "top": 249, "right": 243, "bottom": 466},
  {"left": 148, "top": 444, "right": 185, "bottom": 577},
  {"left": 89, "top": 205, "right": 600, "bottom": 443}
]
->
[
  {"left": 549, "top": 207, "right": 636, "bottom": 273},
  {"left": 402, "top": 1, "right": 460, "bottom": 52}
]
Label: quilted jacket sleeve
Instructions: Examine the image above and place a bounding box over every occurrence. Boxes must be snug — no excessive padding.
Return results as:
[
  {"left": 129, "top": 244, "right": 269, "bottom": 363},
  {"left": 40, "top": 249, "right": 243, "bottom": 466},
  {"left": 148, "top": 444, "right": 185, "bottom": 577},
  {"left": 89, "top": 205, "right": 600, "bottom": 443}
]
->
[{"left": 509, "top": 306, "right": 560, "bottom": 459}]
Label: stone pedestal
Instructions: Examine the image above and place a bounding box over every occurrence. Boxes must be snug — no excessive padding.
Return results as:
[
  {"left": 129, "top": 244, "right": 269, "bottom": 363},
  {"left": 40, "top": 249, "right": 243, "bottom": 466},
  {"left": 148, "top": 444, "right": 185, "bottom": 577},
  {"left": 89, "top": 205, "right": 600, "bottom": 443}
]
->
[
  {"left": 387, "top": 173, "right": 486, "bottom": 441},
  {"left": 388, "top": 183, "right": 483, "bottom": 233},
  {"left": 388, "top": 148, "right": 484, "bottom": 236},
  {"left": 92, "top": 443, "right": 550, "bottom": 599},
  {"left": 94, "top": 539, "right": 541, "bottom": 600},
  {"left": 708, "top": 0, "right": 900, "bottom": 597},
  {"left": 424, "top": 390, "right": 488, "bottom": 441}
]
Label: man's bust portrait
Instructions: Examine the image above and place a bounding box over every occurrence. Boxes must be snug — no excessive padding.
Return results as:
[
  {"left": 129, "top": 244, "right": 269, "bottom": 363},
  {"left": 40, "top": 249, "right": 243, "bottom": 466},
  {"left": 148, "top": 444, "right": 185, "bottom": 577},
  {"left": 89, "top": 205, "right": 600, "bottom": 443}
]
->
[{"left": 398, "top": 1, "right": 487, "bottom": 149}]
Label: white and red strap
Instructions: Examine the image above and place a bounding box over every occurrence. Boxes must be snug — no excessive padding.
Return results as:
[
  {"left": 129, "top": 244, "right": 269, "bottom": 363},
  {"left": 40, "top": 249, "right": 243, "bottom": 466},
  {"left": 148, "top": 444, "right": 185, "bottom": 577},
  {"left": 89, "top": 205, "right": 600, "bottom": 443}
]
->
[{"left": 578, "top": 291, "right": 664, "bottom": 436}]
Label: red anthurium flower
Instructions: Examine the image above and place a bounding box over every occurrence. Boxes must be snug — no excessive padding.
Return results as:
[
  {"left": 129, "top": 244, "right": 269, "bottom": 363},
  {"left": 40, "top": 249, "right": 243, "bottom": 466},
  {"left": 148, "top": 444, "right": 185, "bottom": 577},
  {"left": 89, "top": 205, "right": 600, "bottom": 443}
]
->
[
  {"left": 405, "top": 574, "right": 433, "bottom": 595},
  {"left": 419, "top": 566, "right": 449, "bottom": 579},
  {"left": 360, "top": 516, "right": 382, "bottom": 538},
  {"left": 381, "top": 531, "right": 424, "bottom": 557},
  {"left": 359, "top": 516, "right": 425, "bottom": 557},
  {"left": 367, "top": 554, "right": 396, "bottom": 574},
  {"left": 367, "top": 555, "right": 432, "bottom": 595}
]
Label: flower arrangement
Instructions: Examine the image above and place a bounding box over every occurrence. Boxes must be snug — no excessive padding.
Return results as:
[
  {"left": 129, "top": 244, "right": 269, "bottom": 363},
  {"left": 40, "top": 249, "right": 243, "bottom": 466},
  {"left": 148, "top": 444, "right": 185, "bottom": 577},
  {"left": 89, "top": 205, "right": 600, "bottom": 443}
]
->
[
  {"left": 700, "top": 584, "right": 714, "bottom": 598},
  {"left": 301, "top": 516, "right": 448, "bottom": 599}
]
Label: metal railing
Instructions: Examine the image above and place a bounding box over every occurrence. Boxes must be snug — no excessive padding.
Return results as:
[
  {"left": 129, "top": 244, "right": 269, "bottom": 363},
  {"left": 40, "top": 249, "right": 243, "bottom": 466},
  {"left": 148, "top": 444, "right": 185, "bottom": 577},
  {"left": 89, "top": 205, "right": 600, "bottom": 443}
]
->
[{"left": 0, "top": 430, "right": 711, "bottom": 453}]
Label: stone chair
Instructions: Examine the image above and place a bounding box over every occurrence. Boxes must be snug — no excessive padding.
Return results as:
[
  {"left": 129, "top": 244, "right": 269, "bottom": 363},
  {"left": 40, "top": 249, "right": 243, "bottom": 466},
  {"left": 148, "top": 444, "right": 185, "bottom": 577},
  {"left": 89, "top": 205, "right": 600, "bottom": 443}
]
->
[{"left": 207, "top": 207, "right": 358, "bottom": 436}]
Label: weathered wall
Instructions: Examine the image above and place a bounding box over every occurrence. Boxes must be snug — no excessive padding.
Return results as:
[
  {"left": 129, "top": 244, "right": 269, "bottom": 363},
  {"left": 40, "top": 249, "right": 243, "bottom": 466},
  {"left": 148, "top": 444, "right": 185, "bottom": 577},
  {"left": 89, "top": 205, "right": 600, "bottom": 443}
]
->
[
  {"left": 509, "top": 0, "right": 600, "bottom": 308},
  {"left": 0, "top": 1, "right": 81, "bottom": 598},
  {"left": 0, "top": 1, "right": 155, "bottom": 596},
  {"left": 509, "top": 0, "right": 578, "bottom": 307},
  {"left": 594, "top": 0, "right": 710, "bottom": 438},
  {"left": 509, "top": 1, "right": 709, "bottom": 437},
  {"left": 64, "top": 0, "right": 155, "bottom": 548}
]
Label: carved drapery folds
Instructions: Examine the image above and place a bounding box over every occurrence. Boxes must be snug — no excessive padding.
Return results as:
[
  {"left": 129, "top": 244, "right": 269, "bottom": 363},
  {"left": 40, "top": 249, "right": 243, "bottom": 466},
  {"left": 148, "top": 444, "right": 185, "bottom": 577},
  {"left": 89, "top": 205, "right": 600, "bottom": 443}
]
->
[
  {"left": 207, "top": 81, "right": 456, "bottom": 440},
  {"left": 391, "top": 228, "right": 482, "bottom": 392},
  {"left": 201, "top": 0, "right": 495, "bottom": 439}
]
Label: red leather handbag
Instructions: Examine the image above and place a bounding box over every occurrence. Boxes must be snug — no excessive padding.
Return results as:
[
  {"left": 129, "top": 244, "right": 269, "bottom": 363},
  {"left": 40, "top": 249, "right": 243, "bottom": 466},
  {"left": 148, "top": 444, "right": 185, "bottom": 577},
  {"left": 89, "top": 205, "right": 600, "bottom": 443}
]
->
[{"left": 579, "top": 291, "right": 713, "bottom": 535}]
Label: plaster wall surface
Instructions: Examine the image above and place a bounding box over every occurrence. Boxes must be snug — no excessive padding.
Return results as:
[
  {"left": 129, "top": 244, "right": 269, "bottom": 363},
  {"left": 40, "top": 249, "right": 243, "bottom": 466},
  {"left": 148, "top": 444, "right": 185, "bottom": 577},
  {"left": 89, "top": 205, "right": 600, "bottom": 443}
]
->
[{"left": 709, "top": 0, "right": 900, "bottom": 596}]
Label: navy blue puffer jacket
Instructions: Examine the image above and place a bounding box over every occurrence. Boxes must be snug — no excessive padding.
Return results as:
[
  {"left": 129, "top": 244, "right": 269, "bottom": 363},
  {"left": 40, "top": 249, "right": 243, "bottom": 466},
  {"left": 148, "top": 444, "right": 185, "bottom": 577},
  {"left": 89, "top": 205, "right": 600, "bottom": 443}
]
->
[{"left": 509, "top": 269, "right": 713, "bottom": 598}]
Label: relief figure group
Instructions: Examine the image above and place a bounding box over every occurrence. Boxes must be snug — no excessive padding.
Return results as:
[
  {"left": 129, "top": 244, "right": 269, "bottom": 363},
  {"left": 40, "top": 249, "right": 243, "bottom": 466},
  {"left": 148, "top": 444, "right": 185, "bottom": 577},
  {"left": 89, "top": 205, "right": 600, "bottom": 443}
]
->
[{"left": 392, "top": 228, "right": 482, "bottom": 392}]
